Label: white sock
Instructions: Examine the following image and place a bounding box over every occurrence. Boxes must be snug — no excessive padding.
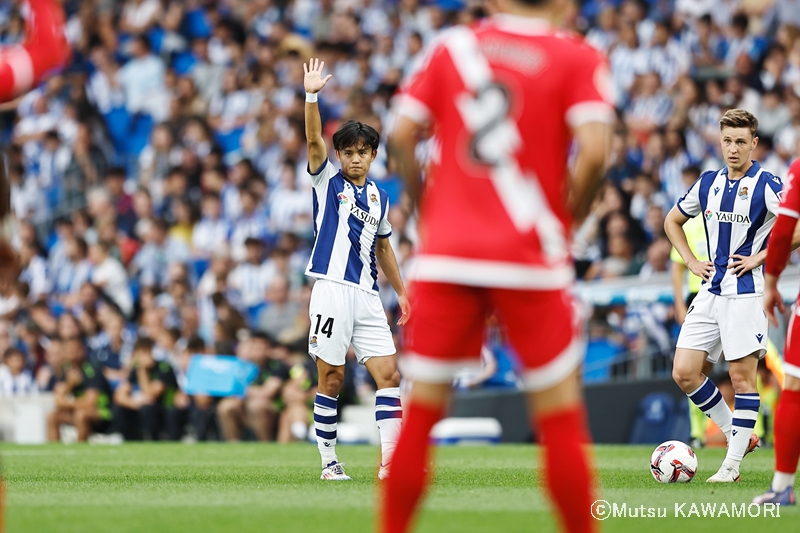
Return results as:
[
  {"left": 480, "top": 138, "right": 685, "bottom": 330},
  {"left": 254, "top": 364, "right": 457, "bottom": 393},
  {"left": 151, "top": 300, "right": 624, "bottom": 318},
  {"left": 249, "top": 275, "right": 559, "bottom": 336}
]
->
[
  {"left": 375, "top": 387, "right": 402, "bottom": 467},
  {"left": 723, "top": 393, "right": 759, "bottom": 470},
  {"left": 314, "top": 392, "right": 338, "bottom": 467},
  {"left": 772, "top": 472, "right": 796, "bottom": 492},
  {"left": 687, "top": 377, "right": 732, "bottom": 441}
]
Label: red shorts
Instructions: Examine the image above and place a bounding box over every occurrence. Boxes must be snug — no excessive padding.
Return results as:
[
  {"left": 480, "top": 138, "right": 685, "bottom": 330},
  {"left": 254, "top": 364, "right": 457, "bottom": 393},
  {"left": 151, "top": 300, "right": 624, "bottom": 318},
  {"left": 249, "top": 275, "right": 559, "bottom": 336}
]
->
[
  {"left": 785, "top": 305, "right": 800, "bottom": 380},
  {"left": 401, "top": 281, "right": 582, "bottom": 391}
]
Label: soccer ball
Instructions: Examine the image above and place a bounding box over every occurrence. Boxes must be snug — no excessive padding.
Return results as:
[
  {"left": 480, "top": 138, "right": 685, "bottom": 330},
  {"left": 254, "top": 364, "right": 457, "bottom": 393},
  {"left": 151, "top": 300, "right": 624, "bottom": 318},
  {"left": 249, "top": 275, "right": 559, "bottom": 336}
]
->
[{"left": 650, "top": 440, "right": 698, "bottom": 483}]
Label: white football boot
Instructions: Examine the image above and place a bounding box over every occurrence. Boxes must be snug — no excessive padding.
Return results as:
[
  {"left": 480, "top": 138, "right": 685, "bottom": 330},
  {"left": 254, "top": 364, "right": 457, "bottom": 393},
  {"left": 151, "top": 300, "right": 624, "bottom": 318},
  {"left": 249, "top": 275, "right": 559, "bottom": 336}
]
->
[{"left": 321, "top": 461, "right": 351, "bottom": 481}]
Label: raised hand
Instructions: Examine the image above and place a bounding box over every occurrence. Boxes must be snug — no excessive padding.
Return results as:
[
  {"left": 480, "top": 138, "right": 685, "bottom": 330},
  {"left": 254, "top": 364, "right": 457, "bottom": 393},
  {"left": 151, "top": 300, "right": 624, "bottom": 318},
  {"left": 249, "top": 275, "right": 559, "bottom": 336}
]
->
[{"left": 304, "top": 58, "right": 332, "bottom": 94}]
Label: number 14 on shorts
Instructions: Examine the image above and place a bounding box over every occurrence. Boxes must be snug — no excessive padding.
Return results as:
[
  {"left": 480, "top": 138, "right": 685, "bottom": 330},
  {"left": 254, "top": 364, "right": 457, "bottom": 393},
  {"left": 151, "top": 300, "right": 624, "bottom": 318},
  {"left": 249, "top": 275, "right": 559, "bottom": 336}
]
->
[{"left": 313, "top": 314, "right": 335, "bottom": 338}]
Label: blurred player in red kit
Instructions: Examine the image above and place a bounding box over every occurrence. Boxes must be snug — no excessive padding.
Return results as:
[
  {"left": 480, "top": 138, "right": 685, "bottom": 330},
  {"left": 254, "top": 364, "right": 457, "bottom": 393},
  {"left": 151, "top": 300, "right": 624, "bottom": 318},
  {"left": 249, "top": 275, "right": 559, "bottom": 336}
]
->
[
  {"left": 755, "top": 157, "right": 800, "bottom": 506},
  {"left": 0, "top": 1, "right": 70, "bottom": 530},
  {"left": 382, "top": 0, "right": 614, "bottom": 530}
]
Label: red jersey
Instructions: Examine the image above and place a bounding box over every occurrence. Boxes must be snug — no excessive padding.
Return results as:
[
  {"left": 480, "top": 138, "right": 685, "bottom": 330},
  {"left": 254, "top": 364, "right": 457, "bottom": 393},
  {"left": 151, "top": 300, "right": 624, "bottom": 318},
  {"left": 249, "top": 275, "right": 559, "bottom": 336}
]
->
[
  {"left": 393, "top": 14, "right": 614, "bottom": 289},
  {"left": 765, "top": 158, "right": 800, "bottom": 280}
]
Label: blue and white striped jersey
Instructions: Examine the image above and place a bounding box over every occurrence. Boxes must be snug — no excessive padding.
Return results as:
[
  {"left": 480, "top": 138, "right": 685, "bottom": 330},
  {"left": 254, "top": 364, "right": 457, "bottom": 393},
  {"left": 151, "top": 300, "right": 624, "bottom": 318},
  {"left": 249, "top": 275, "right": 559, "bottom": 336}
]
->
[
  {"left": 306, "top": 159, "right": 392, "bottom": 293},
  {"left": 676, "top": 161, "right": 782, "bottom": 298}
]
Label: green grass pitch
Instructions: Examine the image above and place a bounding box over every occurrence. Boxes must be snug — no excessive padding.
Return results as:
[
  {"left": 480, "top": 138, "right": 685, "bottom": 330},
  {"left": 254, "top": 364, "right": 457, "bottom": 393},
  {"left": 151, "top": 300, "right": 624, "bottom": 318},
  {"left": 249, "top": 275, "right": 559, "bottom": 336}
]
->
[{"left": 2, "top": 443, "right": 796, "bottom": 533}]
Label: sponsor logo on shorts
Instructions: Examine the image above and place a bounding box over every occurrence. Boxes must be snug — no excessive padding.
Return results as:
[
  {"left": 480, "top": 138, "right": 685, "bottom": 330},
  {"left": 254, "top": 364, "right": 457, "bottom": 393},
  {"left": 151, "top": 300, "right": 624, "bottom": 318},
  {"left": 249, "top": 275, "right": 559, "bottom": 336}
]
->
[
  {"left": 310, "top": 335, "right": 318, "bottom": 348},
  {"left": 756, "top": 333, "right": 764, "bottom": 343}
]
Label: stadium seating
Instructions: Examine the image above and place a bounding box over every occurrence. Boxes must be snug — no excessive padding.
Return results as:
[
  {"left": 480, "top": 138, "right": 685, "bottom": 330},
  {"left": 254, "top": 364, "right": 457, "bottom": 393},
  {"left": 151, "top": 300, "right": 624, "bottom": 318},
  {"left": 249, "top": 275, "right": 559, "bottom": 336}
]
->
[{"left": 628, "top": 392, "right": 689, "bottom": 444}]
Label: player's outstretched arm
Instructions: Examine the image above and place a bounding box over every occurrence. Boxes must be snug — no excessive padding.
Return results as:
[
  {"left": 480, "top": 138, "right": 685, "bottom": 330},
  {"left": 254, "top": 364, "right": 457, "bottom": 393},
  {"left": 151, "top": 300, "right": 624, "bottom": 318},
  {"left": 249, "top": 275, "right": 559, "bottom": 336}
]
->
[
  {"left": 375, "top": 238, "right": 410, "bottom": 326},
  {"left": 304, "top": 58, "right": 332, "bottom": 174}
]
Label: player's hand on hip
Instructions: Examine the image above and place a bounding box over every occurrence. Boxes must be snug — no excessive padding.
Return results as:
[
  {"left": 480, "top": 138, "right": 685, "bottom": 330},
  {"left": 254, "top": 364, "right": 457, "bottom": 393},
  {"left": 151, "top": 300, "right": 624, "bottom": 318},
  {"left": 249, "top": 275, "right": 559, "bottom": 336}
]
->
[
  {"left": 303, "top": 58, "right": 332, "bottom": 94},
  {"left": 728, "top": 254, "right": 761, "bottom": 277},
  {"left": 687, "top": 258, "right": 714, "bottom": 282},
  {"left": 763, "top": 284, "right": 785, "bottom": 328},
  {"left": 396, "top": 294, "right": 411, "bottom": 326}
]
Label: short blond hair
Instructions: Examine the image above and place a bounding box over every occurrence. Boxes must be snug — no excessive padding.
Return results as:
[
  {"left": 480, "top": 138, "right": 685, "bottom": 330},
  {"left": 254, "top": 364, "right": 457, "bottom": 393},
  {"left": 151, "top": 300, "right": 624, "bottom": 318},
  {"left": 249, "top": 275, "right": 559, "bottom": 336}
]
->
[{"left": 719, "top": 109, "right": 758, "bottom": 137}]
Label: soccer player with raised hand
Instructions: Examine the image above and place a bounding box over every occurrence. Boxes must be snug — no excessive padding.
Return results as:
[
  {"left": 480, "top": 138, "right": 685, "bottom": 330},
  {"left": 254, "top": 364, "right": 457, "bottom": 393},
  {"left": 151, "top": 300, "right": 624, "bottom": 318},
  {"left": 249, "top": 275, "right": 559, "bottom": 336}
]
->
[
  {"left": 665, "top": 109, "right": 780, "bottom": 483},
  {"left": 303, "top": 58, "right": 410, "bottom": 481},
  {"left": 753, "top": 158, "right": 800, "bottom": 505},
  {"left": 383, "top": 0, "right": 614, "bottom": 530}
]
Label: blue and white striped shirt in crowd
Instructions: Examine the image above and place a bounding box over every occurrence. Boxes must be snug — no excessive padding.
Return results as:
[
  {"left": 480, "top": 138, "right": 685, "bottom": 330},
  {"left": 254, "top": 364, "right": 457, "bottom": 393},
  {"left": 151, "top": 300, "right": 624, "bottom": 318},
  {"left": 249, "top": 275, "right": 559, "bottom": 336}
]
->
[
  {"left": 676, "top": 161, "right": 782, "bottom": 298},
  {"left": 610, "top": 45, "right": 648, "bottom": 107},
  {"left": 191, "top": 217, "right": 232, "bottom": 256},
  {"left": 306, "top": 159, "right": 391, "bottom": 293},
  {"left": 661, "top": 150, "right": 693, "bottom": 204},
  {"left": 625, "top": 91, "right": 673, "bottom": 128},
  {"left": 645, "top": 42, "right": 688, "bottom": 88},
  {"left": 227, "top": 262, "right": 270, "bottom": 310}
]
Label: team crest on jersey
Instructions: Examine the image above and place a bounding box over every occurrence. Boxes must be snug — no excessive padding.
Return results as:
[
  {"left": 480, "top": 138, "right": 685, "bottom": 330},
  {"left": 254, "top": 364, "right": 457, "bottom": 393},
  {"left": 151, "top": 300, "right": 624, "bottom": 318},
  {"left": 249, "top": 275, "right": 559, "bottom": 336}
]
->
[
  {"left": 738, "top": 187, "right": 749, "bottom": 201},
  {"left": 370, "top": 193, "right": 379, "bottom": 205},
  {"left": 337, "top": 193, "right": 349, "bottom": 205},
  {"left": 310, "top": 335, "right": 318, "bottom": 348}
]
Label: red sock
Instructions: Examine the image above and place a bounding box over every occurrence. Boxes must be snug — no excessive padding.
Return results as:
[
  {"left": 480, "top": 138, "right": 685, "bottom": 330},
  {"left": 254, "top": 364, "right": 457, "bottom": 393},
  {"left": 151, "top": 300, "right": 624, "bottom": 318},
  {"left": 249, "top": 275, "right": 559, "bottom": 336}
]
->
[
  {"left": 774, "top": 389, "right": 800, "bottom": 474},
  {"left": 534, "top": 405, "right": 598, "bottom": 533},
  {"left": 380, "top": 400, "right": 444, "bottom": 533}
]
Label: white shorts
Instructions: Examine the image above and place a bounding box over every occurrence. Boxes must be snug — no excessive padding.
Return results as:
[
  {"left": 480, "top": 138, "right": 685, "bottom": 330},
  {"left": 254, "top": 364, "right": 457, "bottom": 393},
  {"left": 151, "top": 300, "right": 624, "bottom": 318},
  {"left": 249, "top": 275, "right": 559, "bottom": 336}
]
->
[
  {"left": 308, "top": 279, "right": 396, "bottom": 366},
  {"left": 676, "top": 289, "right": 767, "bottom": 362}
]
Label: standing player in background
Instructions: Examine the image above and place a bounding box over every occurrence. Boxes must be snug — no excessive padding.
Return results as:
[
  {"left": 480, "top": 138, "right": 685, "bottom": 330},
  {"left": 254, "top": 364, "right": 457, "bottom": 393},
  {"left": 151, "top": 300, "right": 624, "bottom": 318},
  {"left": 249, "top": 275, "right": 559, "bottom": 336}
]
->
[
  {"left": 303, "top": 59, "right": 410, "bottom": 481},
  {"left": 383, "top": 0, "right": 614, "bottom": 530},
  {"left": 754, "top": 157, "right": 800, "bottom": 505},
  {"left": 665, "top": 109, "right": 778, "bottom": 483},
  {"left": 0, "top": 1, "right": 70, "bottom": 530}
]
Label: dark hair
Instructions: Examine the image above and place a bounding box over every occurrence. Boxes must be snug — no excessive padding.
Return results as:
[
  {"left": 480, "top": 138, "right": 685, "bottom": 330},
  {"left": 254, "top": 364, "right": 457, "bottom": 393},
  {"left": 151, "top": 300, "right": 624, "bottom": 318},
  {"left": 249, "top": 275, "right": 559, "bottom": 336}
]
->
[
  {"left": 106, "top": 166, "right": 126, "bottom": 179},
  {"left": 332, "top": 120, "right": 380, "bottom": 152},
  {"left": 135, "top": 34, "right": 151, "bottom": 52},
  {"left": 133, "top": 336, "right": 155, "bottom": 352},
  {"left": 185, "top": 335, "right": 206, "bottom": 353},
  {"left": 3, "top": 347, "right": 23, "bottom": 361},
  {"left": 682, "top": 165, "right": 701, "bottom": 178}
]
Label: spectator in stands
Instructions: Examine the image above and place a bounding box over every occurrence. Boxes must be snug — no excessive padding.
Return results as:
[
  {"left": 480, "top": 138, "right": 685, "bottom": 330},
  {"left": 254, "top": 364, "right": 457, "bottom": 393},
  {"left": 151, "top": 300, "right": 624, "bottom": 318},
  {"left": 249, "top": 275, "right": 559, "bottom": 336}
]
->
[
  {"left": 52, "top": 236, "right": 92, "bottom": 309},
  {"left": 47, "top": 336, "right": 114, "bottom": 442},
  {"left": 118, "top": 34, "right": 169, "bottom": 121},
  {"left": 226, "top": 237, "right": 268, "bottom": 318},
  {"left": 89, "top": 240, "right": 133, "bottom": 318},
  {"left": 191, "top": 192, "right": 230, "bottom": 258},
  {"left": 131, "top": 217, "right": 191, "bottom": 288},
  {"left": 229, "top": 185, "right": 269, "bottom": 262},
  {"left": 217, "top": 332, "right": 289, "bottom": 441},
  {"left": 0, "top": 347, "right": 37, "bottom": 396},
  {"left": 114, "top": 336, "right": 182, "bottom": 441},
  {"left": 18, "top": 242, "right": 49, "bottom": 302},
  {"left": 257, "top": 274, "right": 302, "bottom": 341}
]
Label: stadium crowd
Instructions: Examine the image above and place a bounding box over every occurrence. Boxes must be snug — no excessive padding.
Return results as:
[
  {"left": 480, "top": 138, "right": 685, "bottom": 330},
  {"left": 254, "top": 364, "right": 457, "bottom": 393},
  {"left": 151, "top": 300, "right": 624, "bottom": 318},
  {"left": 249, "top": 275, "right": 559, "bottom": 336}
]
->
[{"left": 1, "top": 0, "right": 800, "bottom": 441}]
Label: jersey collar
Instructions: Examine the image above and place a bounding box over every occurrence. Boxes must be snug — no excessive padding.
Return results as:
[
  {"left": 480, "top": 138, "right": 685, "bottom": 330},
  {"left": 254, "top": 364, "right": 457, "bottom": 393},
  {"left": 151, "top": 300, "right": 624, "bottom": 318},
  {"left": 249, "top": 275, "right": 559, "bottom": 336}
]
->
[
  {"left": 721, "top": 160, "right": 760, "bottom": 178},
  {"left": 489, "top": 14, "right": 552, "bottom": 36}
]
